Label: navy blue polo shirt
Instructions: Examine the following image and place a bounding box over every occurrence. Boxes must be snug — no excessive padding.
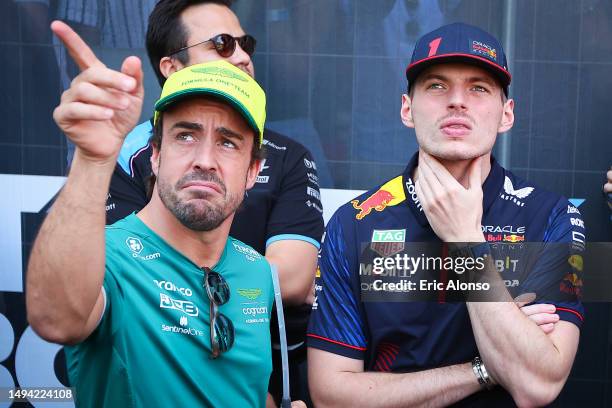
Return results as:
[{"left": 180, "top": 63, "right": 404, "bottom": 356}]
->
[{"left": 307, "top": 153, "right": 584, "bottom": 405}]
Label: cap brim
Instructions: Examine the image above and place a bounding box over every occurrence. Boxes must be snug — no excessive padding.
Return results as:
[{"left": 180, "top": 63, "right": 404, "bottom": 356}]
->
[
  {"left": 406, "top": 53, "right": 511, "bottom": 90},
  {"left": 154, "top": 89, "right": 261, "bottom": 144}
]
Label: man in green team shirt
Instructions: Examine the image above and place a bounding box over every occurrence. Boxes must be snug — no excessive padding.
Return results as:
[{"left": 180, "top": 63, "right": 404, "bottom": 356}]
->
[{"left": 26, "top": 21, "right": 286, "bottom": 407}]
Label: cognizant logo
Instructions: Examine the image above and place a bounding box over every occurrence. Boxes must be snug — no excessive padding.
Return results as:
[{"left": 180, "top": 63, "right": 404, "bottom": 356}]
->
[{"left": 242, "top": 306, "right": 268, "bottom": 316}]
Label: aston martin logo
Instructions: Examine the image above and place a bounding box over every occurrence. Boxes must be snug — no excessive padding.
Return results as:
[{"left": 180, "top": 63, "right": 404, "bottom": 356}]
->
[
  {"left": 237, "top": 288, "right": 262, "bottom": 300},
  {"left": 191, "top": 66, "right": 247, "bottom": 81}
]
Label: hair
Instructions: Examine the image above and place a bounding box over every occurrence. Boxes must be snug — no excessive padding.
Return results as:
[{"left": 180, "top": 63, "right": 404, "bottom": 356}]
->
[
  {"left": 146, "top": 111, "right": 266, "bottom": 198},
  {"left": 146, "top": 0, "right": 233, "bottom": 87}
]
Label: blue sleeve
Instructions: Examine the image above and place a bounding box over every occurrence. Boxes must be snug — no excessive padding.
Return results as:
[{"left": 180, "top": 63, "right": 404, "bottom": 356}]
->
[
  {"left": 106, "top": 121, "right": 153, "bottom": 224},
  {"left": 307, "top": 212, "right": 367, "bottom": 359},
  {"left": 266, "top": 143, "right": 324, "bottom": 249},
  {"left": 116, "top": 120, "right": 154, "bottom": 177},
  {"left": 521, "top": 199, "right": 585, "bottom": 328}
]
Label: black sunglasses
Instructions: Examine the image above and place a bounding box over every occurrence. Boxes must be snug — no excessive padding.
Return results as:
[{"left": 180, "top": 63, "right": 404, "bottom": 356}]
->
[
  {"left": 202, "top": 267, "right": 234, "bottom": 358},
  {"left": 169, "top": 33, "right": 256, "bottom": 58}
]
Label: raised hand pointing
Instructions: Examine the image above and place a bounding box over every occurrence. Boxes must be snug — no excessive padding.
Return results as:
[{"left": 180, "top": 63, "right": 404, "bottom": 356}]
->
[{"left": 51, "top": 20, "right": 144, "bottom": 163}]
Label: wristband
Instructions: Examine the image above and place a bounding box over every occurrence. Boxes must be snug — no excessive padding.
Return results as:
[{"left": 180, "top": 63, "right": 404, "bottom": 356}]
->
[{"left": 472, "top": 356, "right": 494, "bottom": 390}]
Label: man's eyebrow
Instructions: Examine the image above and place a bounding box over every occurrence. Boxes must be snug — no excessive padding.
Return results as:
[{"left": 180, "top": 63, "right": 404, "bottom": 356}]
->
[
  {"left": 419, "top": 73, "right": 497, "bottom": 86},
  {"left": 467, "top": 75, "right": 497, "bottom": 86},
  {"left": 217, "top": 127, "right": 245, "bottom": 140},
  {"left": 170, "top": 121, "right": 203, "bottom": 131},
  {"left": 419, "top": 73, "right": 449, "bottom": 82}
]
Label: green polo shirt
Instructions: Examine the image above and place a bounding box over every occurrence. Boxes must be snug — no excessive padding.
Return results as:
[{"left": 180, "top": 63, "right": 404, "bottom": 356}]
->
[{"left": 64, "top": 214, "right": 274, "bottom": 407}]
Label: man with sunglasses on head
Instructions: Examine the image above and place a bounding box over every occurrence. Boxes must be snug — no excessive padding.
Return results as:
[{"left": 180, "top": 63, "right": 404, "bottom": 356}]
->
[
  {"left": 26, "top": 17, "right": 295, "bottom": 406},
  {"left": 307, "top": 23, "right": 584, "bottom": 407},
  {"left": 102, "top": 1, "right": 323, "bottom": 405}
]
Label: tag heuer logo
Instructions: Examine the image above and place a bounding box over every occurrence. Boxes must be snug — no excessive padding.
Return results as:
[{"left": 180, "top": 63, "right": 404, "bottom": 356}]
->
[
  {"left": 371, "top": 229, "right": 406, "bottom": 243},
  {"left": 126, "top": 237, "right": 143, "bottom": 254},
  {"left": 237, "top": 288, "right": 262, "bottom": 300},
  {"left": 371, "top": 229, "right": 405, "bottom": 256}
]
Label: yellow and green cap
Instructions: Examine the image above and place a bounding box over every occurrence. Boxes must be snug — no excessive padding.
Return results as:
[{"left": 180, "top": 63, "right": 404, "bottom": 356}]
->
[{"left": 154, "top": 60, "right": 266, "bottom": 146}]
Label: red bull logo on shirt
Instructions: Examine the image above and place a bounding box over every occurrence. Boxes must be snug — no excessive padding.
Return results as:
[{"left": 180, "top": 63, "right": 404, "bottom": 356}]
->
[
  {"left": 351, "top": 176, "right": 406, "bottom": 220},
  {"left": 352, "top": 190, "right": 395, "bottom": 220},
  {"left": 560, "top": 272, "right": 583, "bottom": 297},
  {"left": 503, "top": 234, "right": 525, "bottom": 243}
]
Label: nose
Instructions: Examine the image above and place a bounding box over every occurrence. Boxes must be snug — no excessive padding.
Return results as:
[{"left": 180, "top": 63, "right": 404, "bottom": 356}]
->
[
  {"left": 192, "top": 138, "right": 218, "bottom": 173},
  {"left": 227, "top": 42, "right": 254, "bottom": 77},
  {"left": 447, "top": 87, "right": 468, "bottom": 112}
]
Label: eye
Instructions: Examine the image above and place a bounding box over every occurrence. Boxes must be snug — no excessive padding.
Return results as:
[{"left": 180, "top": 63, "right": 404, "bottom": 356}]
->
[
  {"left": 471, "top": 84, "right": 489, "bottom": 93},
  {"left": 176, "top": 132, "right": 196, "bottom": 142},
  {"left": 221, "top": 139, "right": 237, "bottom": 149},
  {"left": 427, "top": 82, "right": 445, "bottom": 90}
]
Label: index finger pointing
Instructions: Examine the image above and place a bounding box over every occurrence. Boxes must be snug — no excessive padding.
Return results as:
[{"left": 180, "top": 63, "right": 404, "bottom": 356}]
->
[{"left": 51, "top": 20, "right": 103, "bottom": 71}]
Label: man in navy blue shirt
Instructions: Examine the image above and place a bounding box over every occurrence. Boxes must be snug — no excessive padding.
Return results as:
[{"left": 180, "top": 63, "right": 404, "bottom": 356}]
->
[{"left": 308, "top": 23, "right": 584, "bottom": 407}]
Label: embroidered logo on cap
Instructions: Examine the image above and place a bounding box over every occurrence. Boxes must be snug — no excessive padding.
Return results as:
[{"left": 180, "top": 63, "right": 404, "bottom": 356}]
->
[{"left": 471, "top": 40, "right": 497, "bottom": 60}]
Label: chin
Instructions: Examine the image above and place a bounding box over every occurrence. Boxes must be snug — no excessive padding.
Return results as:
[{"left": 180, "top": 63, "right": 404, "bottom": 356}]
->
[
  {"left": 433, "top": 151, "right": 477, "bottom": 161},
  {"left": 422, "top": 144, "right": 490, "bottom": 162}
]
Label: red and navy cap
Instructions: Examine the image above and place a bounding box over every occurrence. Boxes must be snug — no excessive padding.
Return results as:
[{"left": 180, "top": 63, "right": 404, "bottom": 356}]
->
[{"left": 406, "top": 23, "right": 511, "bottom": 95}]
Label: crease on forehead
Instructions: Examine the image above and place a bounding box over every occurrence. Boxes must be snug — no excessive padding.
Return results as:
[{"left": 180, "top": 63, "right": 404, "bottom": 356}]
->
[
  {"left": 182, "top": 3, "right": 245, "bottom": 41},
  {"left": 163, "top": 97, "right": 251, "bottom": 137}
]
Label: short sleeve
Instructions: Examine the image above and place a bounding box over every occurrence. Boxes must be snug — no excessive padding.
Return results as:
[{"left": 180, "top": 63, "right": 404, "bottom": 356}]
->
[
  {"left": 520, "top": 199, "right": 585, "bottom": 328},
  {"left": 307, "top": 213, "right": 367, "bottom": 359},
  {"left": 90, "top": 240, "right": 126, "bottom": 339},
  {"left": 265, "top": 146, "right": 324, "bottom": 250}
]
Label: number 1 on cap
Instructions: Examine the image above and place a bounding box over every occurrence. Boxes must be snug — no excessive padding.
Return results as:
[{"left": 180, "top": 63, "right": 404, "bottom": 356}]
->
[{"left": 428, "top": 37, "right": 442, "bottom": 57}]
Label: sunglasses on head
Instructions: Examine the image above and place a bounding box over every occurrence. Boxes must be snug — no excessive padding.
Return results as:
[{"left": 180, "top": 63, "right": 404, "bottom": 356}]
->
[
  {"left": 202, "top": 266, "right": 234, "bottom": 359},
  {"left": 169, "top": 33, "right": 256, "bottom": 58}
]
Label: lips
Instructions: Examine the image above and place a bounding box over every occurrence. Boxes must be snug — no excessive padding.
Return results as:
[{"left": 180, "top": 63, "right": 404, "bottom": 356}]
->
[
  {"left": 181, "top": 181, "right": 223, "bottom": 195},
  {"left": 439, "top": 117, "right": 472, "bottom": 137}
]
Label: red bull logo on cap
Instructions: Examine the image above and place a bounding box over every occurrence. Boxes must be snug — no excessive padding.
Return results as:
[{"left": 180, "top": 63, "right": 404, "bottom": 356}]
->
[{"left": 472, "top": 41, "right": 497, "bottom": 60}]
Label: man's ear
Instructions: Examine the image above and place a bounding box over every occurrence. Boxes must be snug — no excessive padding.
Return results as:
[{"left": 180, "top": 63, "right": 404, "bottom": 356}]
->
[
  {"left": 151, "top": 144, "right": 161, "bottom": 176},
  {"left": 400, "top": 94, "right": 415, "bottom": 128},
  {"left": 245, "top": 158, "right": 261, "bottom": 190},
  {"left": 159, "top": 56, "right": 183, "bottom": 79},
  {"left": 498, "top": 98, "right": 515, "bottom": 133}
]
